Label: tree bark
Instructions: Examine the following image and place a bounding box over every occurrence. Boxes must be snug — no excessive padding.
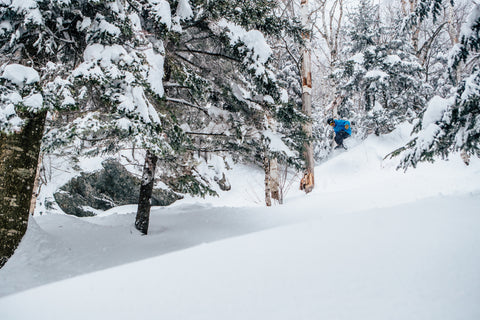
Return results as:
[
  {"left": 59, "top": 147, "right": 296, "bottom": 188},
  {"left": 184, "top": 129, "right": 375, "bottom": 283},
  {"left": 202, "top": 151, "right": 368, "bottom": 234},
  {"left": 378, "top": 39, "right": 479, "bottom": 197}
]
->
[
  {"left": 264, "top": 154, "right": 272, "bottom": 207},
  {"left": 270, "top": 158, "right": 280, "bottom": 202},
  {"left": 409, "top": 0, "right": 421, "bottom": 56},
  {"left": 300, "top": 0, "right": 315, "bottom": 193},
  {"left": 135, "top": 150, "right": 158, "bottom": 235},
  {"left": 0, "top": 112, "right": 47, "bottom": 268},
  {"left": 29, "top": 153, "right": 43, "bottom": 216}
]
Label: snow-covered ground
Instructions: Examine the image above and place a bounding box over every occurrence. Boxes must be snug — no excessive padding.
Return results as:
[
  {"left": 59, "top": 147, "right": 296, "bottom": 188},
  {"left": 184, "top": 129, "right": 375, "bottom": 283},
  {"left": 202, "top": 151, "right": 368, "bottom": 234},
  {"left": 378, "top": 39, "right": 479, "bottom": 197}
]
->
[{"left": 1, "top": 124, "right": 480, "bottom": 320}]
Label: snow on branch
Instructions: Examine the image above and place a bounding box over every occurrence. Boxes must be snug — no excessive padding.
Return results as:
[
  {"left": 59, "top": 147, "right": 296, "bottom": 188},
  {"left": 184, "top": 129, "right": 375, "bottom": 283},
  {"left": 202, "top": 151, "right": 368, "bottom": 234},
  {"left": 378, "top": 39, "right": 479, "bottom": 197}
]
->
[
  {"left": 1, "top": 64, "right": 39, "bottom": 87},
  {"left": 215, "top": 18, "right": 273, "bottom": 77}
]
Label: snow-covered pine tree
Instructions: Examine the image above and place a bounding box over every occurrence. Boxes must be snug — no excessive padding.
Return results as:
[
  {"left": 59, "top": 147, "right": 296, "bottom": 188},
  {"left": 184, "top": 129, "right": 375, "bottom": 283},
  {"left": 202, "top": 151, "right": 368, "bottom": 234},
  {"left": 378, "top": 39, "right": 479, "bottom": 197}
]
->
[
  {"left": 155, "top": 0, "right": 304, "bottom": 205},
  {"left": 29, "top": 0, "right": 187, "bottom": 235},
  {"left": 331, "top": 0, "right": 430, "bottom": 139},
  {"left": 396, "top": 2, "right": 480, "bottom": 168},
  {"left": 0, "top": 0, "right": 191, "bottom": 243},
  {"left": 397, "top": 0, "right": 471, "bottom": 102},
  {"left": 0, "top": 0, "right": 81, "bottom": 267}
]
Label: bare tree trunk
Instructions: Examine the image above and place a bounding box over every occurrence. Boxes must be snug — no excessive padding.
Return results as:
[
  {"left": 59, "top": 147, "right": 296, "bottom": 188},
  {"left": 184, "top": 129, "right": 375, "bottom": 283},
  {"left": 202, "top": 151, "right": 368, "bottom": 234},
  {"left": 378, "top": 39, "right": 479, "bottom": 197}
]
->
[
  {"left": 300, "top": 0, "right": 314, "bottom": 193},
  {"left": 408, "top": 0, "right": 421, "bottom": 55},
  {"left": 277, "top": 164, "right": 290, "bottom": 205},
  {"left": 264, "top": 154, "right": 272, "bottom": 207},
  {"left": 0, "top": 112, "right": 46, "bottom": 268},
  {"left": 135, "top": 150, "right": 158, "bottom": 235},
  {"left": 461, "top": 150, "right": 470, "bottom": 166},
  {"left": 447, "top": 4, "right": 461, "bottom": 84},
  {"left": 447, "top": 4, "right": 458, "bottom": 46},
  {"left": 401, "top": 0, "right": 408, "bottom": 15},
  {"left": 270, "top": 158, "right": 280, "bottom": 203},
  {"left": 29, "top": 153, "right": 43, "bottom": 216}
]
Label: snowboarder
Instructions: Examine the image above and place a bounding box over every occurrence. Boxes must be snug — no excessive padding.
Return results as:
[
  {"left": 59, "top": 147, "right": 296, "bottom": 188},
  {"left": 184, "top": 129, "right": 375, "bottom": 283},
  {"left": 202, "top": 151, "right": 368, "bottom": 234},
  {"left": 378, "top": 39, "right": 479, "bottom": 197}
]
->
[{"left": 327, "top": 118, "right": 351, "bottom": 149}]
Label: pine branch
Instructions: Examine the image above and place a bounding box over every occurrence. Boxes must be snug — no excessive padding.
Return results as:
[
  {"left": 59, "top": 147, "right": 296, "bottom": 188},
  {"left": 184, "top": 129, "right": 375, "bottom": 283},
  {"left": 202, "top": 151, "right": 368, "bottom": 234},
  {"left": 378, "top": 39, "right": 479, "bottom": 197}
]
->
[
  {"left": 183, "top": 34, "right": 216, "bottom": 45},
  {"left": 165, "top": 97, "right": 210, "bottom": 116},
  {"left": 185, "top": 147, "right": 231, "bottom": 152},
  {"left": 164, "top": 82, "right": 189, "bottom": 89},
  {"left": 184, "top": 131, "right": 233, "bottom": 138},
  {"left": 174, "top": 52, "right": 209, "bottom": 71},
  {"left": 280, "top": 37, "right": 301, "bottom": 73},
  {"left": 177, "top": 46, "right": 242, "bottom": 63},
  {"left": 44, "top": 26, "right": 76, "bottom": 44}
]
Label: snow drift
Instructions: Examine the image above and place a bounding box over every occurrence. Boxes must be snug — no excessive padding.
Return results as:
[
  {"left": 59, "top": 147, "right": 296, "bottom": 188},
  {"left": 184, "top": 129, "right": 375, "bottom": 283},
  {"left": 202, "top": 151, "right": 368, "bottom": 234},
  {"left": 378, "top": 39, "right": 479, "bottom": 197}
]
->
[{"left": 0, "top": 124, "right": 479, "bottom": 320}]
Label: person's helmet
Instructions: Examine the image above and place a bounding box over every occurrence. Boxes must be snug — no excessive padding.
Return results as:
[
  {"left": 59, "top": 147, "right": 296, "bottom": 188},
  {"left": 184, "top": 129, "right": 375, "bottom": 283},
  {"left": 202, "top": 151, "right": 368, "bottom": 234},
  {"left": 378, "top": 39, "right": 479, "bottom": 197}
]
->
[{"left": 327, "top": 118, "right": 334, "bottom": 126}]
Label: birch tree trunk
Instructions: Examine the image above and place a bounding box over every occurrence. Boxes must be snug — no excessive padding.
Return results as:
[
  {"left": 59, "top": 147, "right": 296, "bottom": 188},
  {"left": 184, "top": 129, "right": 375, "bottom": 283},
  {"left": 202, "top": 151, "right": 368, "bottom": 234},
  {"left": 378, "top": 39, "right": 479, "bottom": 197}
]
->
[
  {"left": 270, "top": 158, "right": 280, "bottom": 203},
  {"left": 135, "top": 150, "right": 158, "bottom": 235},
  {"left": 264, "top": 154, "right": 272, "bottom": 207},
  {"left": 0, "top": 112, "right": 46, "bottom": 268},
  {"left": 29, "top": 153, "right": 43, "bottom": 216},
  {"left": 300, "top": 0, "right": 314, "bottom": 193},
  {"left": 409, "top": 0, "right": 420, "bottom": 54}
]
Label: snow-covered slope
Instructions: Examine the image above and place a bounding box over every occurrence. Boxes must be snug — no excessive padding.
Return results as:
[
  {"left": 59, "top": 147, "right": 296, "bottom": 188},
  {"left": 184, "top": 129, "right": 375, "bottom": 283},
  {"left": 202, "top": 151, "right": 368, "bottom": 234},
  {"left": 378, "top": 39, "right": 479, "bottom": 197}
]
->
[{"left": 1, "top": 124, "right": 479, "bottom": 319}]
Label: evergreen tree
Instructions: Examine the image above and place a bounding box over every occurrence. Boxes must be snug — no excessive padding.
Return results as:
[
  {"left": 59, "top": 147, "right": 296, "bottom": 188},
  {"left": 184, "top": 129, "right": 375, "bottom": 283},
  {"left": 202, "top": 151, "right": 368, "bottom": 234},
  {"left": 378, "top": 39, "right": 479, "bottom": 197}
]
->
[
  {"left": 0, "top": 0, "right": 82, "bottom": 267},
  {"left": 396, "top": 3, "right": 480, "bottom": 168},
  {"left": 146, "top": 0, "right": 305, "bottom": 203}
]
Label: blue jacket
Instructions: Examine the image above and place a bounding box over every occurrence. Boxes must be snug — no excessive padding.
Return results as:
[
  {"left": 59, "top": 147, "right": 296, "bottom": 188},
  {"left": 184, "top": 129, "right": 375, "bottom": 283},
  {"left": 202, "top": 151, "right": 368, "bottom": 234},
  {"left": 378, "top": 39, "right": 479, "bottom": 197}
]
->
[{"left": 333, "top": 119, "right": 351, "bottom": 135}]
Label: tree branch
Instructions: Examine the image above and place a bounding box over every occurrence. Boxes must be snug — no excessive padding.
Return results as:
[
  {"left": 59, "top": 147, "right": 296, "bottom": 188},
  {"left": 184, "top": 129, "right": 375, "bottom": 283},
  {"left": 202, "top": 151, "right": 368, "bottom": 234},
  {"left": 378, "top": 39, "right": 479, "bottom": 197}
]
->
[
  {"left": 165, "top": 97, "right": 210, "bottom": 116},
  {"left": 174, "top": 52, "right": 209, "bottom": 71},
  {"left": 185, "top": 131, "right": 232, "bottom": 138},
  {"left": 417, "top": 22, "right": 447, "bottom": 65},
  {"left": 185, "top": 147, "right": 231, "bottom": 152},
  {"left": 176, "top": 46, "right": 242, "bottom": 63}
]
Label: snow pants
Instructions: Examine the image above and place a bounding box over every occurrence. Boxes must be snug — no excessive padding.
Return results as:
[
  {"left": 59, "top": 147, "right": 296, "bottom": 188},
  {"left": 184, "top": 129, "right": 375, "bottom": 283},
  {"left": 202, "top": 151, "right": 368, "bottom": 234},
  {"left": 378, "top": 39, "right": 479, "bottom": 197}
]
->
[{"left": 335, "top": 131, "right": 350, "bottom": 147}]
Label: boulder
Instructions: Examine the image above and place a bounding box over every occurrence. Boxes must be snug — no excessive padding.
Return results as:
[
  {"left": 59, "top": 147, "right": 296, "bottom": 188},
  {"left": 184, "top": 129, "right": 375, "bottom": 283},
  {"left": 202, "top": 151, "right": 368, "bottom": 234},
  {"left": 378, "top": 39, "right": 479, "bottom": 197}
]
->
[{"left": 54, "top": 160, "right": 182, "bottom": 217}]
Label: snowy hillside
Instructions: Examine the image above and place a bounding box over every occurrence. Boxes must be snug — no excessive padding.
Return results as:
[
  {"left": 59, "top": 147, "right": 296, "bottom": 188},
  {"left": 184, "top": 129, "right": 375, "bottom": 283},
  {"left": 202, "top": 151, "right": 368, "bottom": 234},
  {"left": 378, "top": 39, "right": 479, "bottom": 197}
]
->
[{"left": 1, "top": 124, "right": 479, "bottom": 320}]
